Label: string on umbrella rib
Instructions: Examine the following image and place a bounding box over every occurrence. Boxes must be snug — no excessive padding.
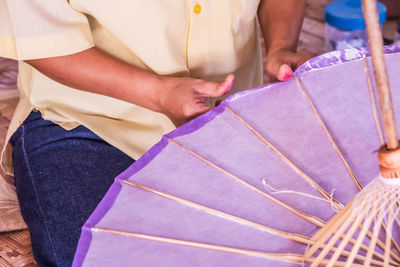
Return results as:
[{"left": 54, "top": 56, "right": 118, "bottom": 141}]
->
[
  {"left": 225, "top": 107, "right": 342, "bottom": 210},
  {"left": 91, "top": 227, "right": 388, "bottom": 266},
  {"left": 262, "top": 178, "right": 341, "bottom": 213},
  {"left": 294, "top": 74, "right": 362, "bottom": 191},
  {"left": 168, "top": 138, "right": 325, "bottom": 227},
  {"left": 121, "top": 179, "right": 389, "bottom": 263}
]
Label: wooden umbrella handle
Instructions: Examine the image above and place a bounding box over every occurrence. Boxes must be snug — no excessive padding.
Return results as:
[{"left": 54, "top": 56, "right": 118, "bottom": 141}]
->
[{"left": 362, "top": 0, "right": 399, "bottom": 150}]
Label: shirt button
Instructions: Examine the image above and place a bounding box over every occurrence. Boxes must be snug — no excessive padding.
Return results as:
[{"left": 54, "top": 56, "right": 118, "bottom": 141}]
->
[{"left": 193, "top": 3, "right": 202, "bottom": 14}]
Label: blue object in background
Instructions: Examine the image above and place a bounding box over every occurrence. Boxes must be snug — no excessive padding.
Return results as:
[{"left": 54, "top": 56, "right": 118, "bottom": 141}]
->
[
  {"left": 324, "top": 0, "right": 387, "bottom": 51},
  {"left": 325, "top": 0, "right": 386, "bottom": 30}
]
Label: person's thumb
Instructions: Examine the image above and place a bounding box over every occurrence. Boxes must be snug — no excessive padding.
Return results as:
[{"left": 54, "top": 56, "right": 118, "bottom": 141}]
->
[
  {"left": 205, "top": 74, "right": 235, "bottom": 97},
  {"left": 276, "top": 64, "right": 294, "bottom": 81},
  {"left": 267, "top": 56, "right": 294, "bottom": 82}
]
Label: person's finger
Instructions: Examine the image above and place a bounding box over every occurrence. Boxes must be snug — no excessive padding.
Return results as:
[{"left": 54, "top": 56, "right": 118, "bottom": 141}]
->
[
  {"left": 289, "top": 54, "right": 311, "bottom": 70},
  {"left": 266, "top": 50, "right": 312, "bottom": 82},
  {"left": 173, "top": 103, "right": 213, "bottom": 127},
  {"left": 195, "top": 103, "right": 214, "bottom": 115},
  {"left": 203, "top": 74, "right": 235, "bottom": 97},
  {"left": 219, "top": 74, "right": 235, "bottom": 94},
  {"left": 277, "top": 64, "right": 294, "bottom": 81}
]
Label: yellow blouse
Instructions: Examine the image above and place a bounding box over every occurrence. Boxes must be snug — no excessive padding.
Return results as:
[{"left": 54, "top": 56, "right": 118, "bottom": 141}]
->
[{"left": 0, "top": 0, "right": 263, "bottom": 177}]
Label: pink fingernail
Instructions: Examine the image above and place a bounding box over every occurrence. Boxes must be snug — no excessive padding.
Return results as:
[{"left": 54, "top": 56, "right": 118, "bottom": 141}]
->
[
  {"left": 281, "top": 72, "right": 293, "bottom": 81},
  {"left": 278, "top": 65, "right": 293, "bottom": 81}
]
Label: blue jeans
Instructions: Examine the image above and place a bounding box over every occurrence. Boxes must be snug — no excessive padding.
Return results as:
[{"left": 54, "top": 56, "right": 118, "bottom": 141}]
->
[{"left": 10, "top": 111, "right": 134, "bottom": 267}]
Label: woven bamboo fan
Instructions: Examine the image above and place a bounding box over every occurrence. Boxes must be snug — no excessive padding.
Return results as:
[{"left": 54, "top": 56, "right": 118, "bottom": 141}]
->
[{"left": 72, "top": 8, "right": 400, "bottom": 267}]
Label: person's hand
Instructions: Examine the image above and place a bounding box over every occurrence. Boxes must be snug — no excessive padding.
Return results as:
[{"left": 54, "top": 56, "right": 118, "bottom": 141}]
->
[
  {"left": 156, "top": 74, "right": 235, "bottom": 126},
  {"left": 265, "top": 49, "right": 312, "bottom": 82}
]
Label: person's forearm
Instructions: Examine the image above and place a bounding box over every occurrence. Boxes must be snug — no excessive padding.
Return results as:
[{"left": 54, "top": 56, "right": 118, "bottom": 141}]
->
[
  {"left": 257, "top": 0, "right": 306, "bottom": 55},
  {"left": 25, "top": 47, "right": 163, "bottom": 112},
  {"left": 25, "top": 47, "right": 234, "bottom": 126}
]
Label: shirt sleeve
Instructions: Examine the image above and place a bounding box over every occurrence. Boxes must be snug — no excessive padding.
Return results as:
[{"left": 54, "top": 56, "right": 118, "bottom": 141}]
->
[{"left": 0, "top": 0, "right": 94, "bottom": 60}]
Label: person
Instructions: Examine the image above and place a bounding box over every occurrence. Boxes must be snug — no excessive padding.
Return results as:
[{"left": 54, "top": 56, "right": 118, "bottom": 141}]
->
[
  {"left": 0, "top": 0, "right": 308, "bottom": 266},
  {"left": 381, "top": 0, "right": 400, "bottom": 19}
]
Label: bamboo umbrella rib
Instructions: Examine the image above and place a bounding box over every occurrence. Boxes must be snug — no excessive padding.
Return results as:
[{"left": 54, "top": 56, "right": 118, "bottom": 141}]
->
[
  {"left": 294, "top": 74, "right": 362, "bottom": 191},
  {"left": 122, "top": 180, "right": 312, "bottom": 245},
  {"left": 363, "top": 54, "right": 400, "bottom": 254},
  {"left": 364, "top": 209, "right": 384, "bottom": 265},
  {"left": 316, "top": 208, "right": 393, "bottom": 267},
  {"left": 91, "top": 227, "right": 387, "bottom": 266},
  {"left": 168, "top": 138, "right": 325, "bottom": 227},
  {"left": 343, "top": 203, "right": 379, "bottom": 266},
  {"left": 225, "top": 107, "right": 342, "bottom": 210},
  {"left": 330, "top": 216, "right": 371, "bottom": 266},
  {"left": 370, "top": 208, "right": 392, "bottom": 266},
  {"left": 168, "top": 138, "right": 396, "bottom": 262},
  {"left": 363, "top": 56, "right": 385, "bottom": 145},
  {"left": 384, "top": 197, "right": 395, "bottom": 267},
  {"left": 305, "top": 199, "right": 400, "bottom": 264},
  {"left": 296, "top": 68, "right": 400, "bottom": 262},
  {"left": 295, "top": 69, "right": 400, "bottom": 258},
  {"left": 359, "top": 213, "right": 400, "bottom": 264},
  {"left": 305, "top": 203, "right": 354, "bottom": 257},
  {"left": 310, "top": 207, "right": 361, "bottom": 266},
  {"left": 361, "top": 1, "right": 400, "bottom": 263},
  {"left": 92, "top": 227, "right": 307, "bottom": 264},
  {"left": 362, "top": 0, "right": 398, "bottom": 149},
  {"left": 328, "top": 203, "right": 376, "bottom": 266},
  {"left": 158, "top": 61, "right": 400, "bottom": 264},
  {"left": 121, "top": 180, "right": 389, "bottom": 264},
  {"left": 305, "top": 209, "right": 400, "bottom": 266}
]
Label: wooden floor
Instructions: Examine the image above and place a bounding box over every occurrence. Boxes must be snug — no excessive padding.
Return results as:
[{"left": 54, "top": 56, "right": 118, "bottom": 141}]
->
[
  {"left": 0, "top": 1, "right": 398, "bottom": 266},
  {"left": 0, "top": 231, "right": 36, "bottom": 267}
]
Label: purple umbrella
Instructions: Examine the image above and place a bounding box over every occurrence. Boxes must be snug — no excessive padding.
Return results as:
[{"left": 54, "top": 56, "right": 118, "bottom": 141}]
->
[{"left": 73, "top": 45, "right": 400, "bottom": 266}]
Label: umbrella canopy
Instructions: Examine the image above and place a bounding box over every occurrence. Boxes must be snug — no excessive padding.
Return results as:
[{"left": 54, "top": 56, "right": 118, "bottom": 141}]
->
[{"left": 73, "top": 45, "right": 400, "bottom": 266}]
